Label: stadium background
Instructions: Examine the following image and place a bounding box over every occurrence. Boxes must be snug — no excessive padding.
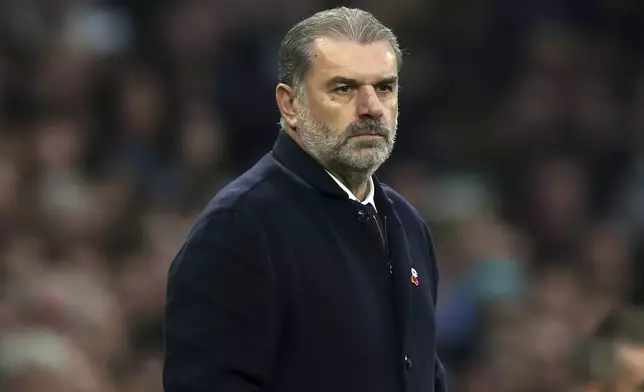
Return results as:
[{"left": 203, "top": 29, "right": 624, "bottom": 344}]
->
[{"left": 0, "top": 0, "right": 643, "bottom": 391}]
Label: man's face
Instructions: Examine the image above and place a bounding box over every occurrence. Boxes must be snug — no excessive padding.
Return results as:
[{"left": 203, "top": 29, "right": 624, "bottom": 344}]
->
[
  {"left": 613, "top": 345, "right": 644, "bottom": 392},
  {"left": 295, "top": 37, "right": 399, "bottom": 173}
]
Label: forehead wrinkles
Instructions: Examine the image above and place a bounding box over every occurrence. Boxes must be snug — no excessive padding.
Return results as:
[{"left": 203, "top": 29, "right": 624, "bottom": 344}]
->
[{"left": 310, "top": 38, "right": 397, "bottom": 81}]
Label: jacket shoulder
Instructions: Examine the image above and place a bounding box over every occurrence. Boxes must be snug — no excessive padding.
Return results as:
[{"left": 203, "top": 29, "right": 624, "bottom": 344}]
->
[{"left": 199, "top": 154, "right": 284, "bottom": 218}]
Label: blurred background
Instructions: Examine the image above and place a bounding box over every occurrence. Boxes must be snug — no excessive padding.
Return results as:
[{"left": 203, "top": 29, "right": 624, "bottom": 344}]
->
[{"left": 0, "top": 0, "right": 643, "bottom": 391}]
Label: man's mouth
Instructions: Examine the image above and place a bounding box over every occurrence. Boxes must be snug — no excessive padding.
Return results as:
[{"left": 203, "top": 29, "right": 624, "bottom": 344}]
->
[{"left": 349, "top": 131, "right": 385, "bottom": 138}]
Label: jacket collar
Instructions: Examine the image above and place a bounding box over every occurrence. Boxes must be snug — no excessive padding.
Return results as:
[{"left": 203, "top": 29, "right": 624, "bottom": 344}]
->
[{"left": 325, "top": 169, "right": 376, "bottom": 207}]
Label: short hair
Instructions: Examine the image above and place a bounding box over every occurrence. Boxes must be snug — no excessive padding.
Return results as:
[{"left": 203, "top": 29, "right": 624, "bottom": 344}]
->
[
  {"left": 577, "top": 307, "right": 644, "bottom": 388},
  {"left": 278, "top": 7, "right": 403, "bottom": 95}
]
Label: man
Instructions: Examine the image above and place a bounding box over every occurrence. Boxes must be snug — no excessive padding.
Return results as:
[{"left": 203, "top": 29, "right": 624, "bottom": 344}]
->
[
  {"left": 163, "top": 7, "right": 447, "bottom": 392},
  {"left": 579, "top": 307, "right": 644, "bottom": 392}
]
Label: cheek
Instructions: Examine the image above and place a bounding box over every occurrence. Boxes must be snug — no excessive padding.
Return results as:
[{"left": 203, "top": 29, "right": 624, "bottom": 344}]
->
[
  {"left": 321, "top": 108, "right": 354, "bottom": 134},
  {"left": 385, "top": 101, "right": 399, "bottom": 121},
  {"left": 308, "top": 98, "right": 348, "bottom": 129}
]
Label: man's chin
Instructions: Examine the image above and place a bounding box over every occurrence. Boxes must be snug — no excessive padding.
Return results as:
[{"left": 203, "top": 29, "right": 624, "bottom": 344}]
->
[{"left": 337, "top": 151, "right": 390, "bottom": 172}]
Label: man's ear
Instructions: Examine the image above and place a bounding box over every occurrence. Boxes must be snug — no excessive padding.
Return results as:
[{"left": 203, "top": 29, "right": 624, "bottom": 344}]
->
[{"left": 276, "top": 83, "right": 298, "bottom": 131}]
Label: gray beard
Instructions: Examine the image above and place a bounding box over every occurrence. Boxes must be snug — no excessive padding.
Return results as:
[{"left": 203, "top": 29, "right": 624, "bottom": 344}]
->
[{"left": 296, "top": 106, "right": 397, "bottom": 189}]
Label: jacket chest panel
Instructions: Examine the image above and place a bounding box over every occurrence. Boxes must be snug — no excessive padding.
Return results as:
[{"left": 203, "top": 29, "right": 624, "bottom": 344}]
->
[{"left": 275, "top": 211, "right": 399, "bottom": 364}]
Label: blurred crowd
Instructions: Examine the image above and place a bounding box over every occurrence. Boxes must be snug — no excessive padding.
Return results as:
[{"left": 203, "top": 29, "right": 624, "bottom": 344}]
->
[{"left": 0, "top": 0, "right": 643, "bottom": 391}]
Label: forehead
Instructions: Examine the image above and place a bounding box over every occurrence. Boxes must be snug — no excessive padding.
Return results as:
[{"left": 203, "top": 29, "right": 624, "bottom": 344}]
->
[{"left": 309, "top": 38, "right": 397, "bottom": 81}]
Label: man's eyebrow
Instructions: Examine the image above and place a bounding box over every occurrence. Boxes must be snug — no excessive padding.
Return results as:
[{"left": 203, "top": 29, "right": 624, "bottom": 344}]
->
[
  {"left": 325, "top": 76, "right": 358, "bottom": 88},
  {"left": 374, "top": 76, "right": 398, "bottom": 86},
  {"left": 325, "top": 75, "right": 398, "bottom": 88}
]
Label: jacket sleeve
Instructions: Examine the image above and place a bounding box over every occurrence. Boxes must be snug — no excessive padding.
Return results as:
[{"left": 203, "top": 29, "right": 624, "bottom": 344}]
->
[
  {"left": 424, "top": 221, "right": 448, "bottom": 392},
  {"left": 430, "top": 252, "right": 449, "bottom": 392},
  {"left": 163, "top": 210, "right": 280, "bottom": 392},
  {"left": 434, "top": 355, "right": 448, "bottom": 392}
]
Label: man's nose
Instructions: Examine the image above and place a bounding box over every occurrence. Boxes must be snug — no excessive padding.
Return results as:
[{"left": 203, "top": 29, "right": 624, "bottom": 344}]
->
[{"left": 355, "top": 86, "right": 384, "bottom": 119}]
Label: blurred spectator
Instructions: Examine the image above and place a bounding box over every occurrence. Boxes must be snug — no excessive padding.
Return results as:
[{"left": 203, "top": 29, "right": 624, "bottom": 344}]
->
[
  {"left": 576, "top": 306, "right": 644, "bottom": 392},
  {"left": 0, "top": 327, "right": 110, "bottom": 392},
  {"left": 0, "top": 0, "right": 642, "bottom": 391}
]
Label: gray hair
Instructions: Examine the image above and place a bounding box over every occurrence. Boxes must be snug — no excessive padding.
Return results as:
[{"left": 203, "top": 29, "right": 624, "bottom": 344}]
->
[{"left": 278, "top": 7, "right": 403, "bottom": 96}]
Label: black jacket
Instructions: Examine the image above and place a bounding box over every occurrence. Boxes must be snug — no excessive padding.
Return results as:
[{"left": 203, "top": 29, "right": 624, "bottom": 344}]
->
[{"left": 163, "top": 131, "right": 447, "bottom": 392}]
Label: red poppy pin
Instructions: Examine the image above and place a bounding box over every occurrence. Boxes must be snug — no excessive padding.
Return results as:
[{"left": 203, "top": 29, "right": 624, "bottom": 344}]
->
[{"left": 411, "top": 268, "right": 419, "bottom": 286}]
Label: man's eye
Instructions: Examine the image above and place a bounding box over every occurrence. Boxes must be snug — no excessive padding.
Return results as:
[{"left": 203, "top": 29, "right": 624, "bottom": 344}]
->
[
  {"left": 334, "top": 85, "right": 352, "bottom": 93},
  {"left": 376, "top": 84, "right": 393, "bottom": 93}
]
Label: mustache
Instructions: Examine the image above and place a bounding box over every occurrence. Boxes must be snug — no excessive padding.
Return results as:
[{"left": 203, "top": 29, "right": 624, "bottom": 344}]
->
[{"left": 345, "top": 118, "right": 389, "bottom": 138}]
